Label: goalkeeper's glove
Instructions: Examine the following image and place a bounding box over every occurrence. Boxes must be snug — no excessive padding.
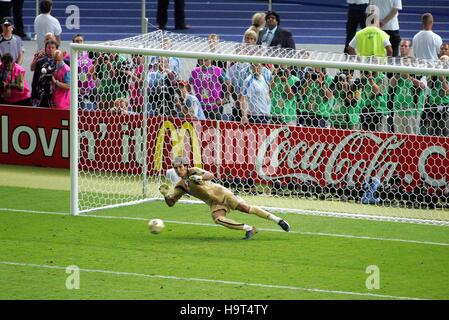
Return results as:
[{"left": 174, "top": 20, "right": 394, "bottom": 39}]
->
[
  {"left": 189, "top": 175, "right": 203, "bottom": 183},
  {"left": 159, "top": 184, "right": 170, "bottom": 197}
]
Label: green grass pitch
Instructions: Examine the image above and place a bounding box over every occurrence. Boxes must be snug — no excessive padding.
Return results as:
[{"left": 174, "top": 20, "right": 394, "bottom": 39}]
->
[{"left": 0, "top": 165, "right": 449, "bottom": 300}]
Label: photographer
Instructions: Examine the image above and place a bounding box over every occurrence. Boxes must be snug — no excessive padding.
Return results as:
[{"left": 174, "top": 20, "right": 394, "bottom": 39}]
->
[
  {"left": 89, "top": 52, "right": 130, "bottom": 111},
  {"left": 329, "top": 71, "right": 359, "bottom": 129},
  {"left": 175, "top": 80, "right": 206, "bottom": 120},
  {"left": 356, "top": 70, "right": 389, "bottom": 132},
  {"left": 30, "top": 39, "right": 57, "bottom": 107},
  {"left": 390, "top": 61, "right": 427, "bottom": 135},
  {"left": 0, "top": 53, "right": 32, "bottom": 106},
  {"left": 270, "top": 65, "right": 301, "bottom": 125},
  {"left": 51, "top": 49, "right": 70, "bottom": 109},
  {"left": 300, "top": 67, "right": 334, "bottom": 128},
  {"left": 421, "top": 57, "right": 449, "bottom": 136},
  {"left": 147, "top": 56, "right": 178, "bottom": 116}
]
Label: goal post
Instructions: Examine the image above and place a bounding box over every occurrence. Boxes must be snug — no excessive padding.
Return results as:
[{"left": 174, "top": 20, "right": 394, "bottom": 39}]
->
[{"left": 70, "top": 31, "right": 449, "bottom": 225}]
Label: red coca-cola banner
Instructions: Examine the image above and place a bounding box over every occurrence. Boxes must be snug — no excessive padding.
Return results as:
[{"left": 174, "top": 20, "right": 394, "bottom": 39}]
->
[
  {"left": 218, "top": 121, "right": 449, "bottom": 190},
  {"left": 1, "top": 105, "right": 448, "bottom": 191}
]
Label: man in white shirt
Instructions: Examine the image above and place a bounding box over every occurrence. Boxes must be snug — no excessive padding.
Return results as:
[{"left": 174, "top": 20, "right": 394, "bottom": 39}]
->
[
  {"left": 399, "top": 39, "right": 412, "bottom": 57},
  {"left": 0, "top": 17, "right": 23, "bottom": 64},
  {"left": 34, "top": 0, "right": 61, "bottom": 50},
  {"left": 344, "top": 0, "right": 369, "bottom": 55},
  {"left": 412, "top": 13, "right": 443, "bottom": 62},
  {"left": 370, "top": 0, "right": 402, "bottom": 57}
]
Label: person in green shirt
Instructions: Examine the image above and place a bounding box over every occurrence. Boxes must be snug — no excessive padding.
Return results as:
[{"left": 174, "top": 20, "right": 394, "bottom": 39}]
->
[
  {"left": 300, "top": 67, "right": 334, "bottom": 128},
  {"left": 356, "top": 71, "right": 389, "bottom": 132},
  {"left": 90, "top": 53, "right": 130, "bottom": 111},
  {"left": 390, "top": 68, "right": 427, "bottom": 135},
  {"left": 328, "top": 71, "right": 360, "bottom": 130},
  {"left": 270, "top": 65, "right": 301, "bottom": 126},
  {"left": 421, "top": 73, "right": 449, "bottom": 136},
  {"left": 347, "top": 12, "right": 393, "bottom": 58}
]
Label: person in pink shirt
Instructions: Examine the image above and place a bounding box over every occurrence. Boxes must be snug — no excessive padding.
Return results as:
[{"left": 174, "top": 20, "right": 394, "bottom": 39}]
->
[
  {"left": 51, "top": 49, "right": 70, "bottom": 109},
  {"left": 0, "top": 53, "right": 32, "bottom": 106},
  {"left": 189, "top": 58, "right": 227, "bottom": 120}
]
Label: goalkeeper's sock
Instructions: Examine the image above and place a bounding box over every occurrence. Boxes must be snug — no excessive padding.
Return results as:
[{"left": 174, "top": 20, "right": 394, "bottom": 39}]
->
[
  {"left": 215, "top": 216, "right": 248, "bottom": 231},
  {"left": 249, "top": 206, "right": 281, "bottom": 223}
]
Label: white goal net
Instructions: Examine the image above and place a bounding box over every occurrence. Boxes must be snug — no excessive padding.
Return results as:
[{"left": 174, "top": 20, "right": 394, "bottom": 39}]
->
[{"left": 70, "top": 30, "right": 449, "bottom": 225}]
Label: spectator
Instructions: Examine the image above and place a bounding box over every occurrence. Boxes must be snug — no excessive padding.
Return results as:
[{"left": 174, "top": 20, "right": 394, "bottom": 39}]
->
[
  {"left": 390, "top": 60, "right": 427, "bottom": 134},
  {"left": 256, "top": 10, "right": 295, "bottom": 49},
  {"left": 412, "top": 13, "right": 442, "bottom": 62},
  {"left": 110, "top": 97, "right": 129, "bottom": 115},
  {"left": 440, "top": 43, "right": 449, "bottom": 58},
  {"left": 399, "top": 39, "right": 412, "bottom": 57},
  {"left": 0, "top": 0, "right": 11, "bottom": 31},
  {"left": 240, "top": 63, "right": 272, "bottom": 124},
  {"left": 34, "top": 0, "right": 61, "bottom": 50},
  {"left": 344, "top": 0, "right": 369, "bottom": 55},
  {"left": 347, "top": 11, "right": 393, "bottom": 58},
  {"left": 150, "top": 37, "right": 180, "bottom": 77},
  {"left": 175, "top": 80, "right": 206, "bottom": 120},
  {"left": 89, "top": 53, "right": 129, "bottom": 111},
  {"left": 12, "top": 0, "right": 28, "bottom": 40},
  {"left": 75, "top": 37, "right": 96, "bottom": 111},
  {"left": 329, "top": 71, "right": 360, "bottom": 129},
  {"left": 51, "top": 49, "right": 70, "bottom": 109},
  {"left": 157, "top": 0, "right": 190, "bottom": 30},
  {"left": 207, "top": 33, "right": 228, "bottom": 70},
  {"left": 111, "top": 53, "right": 133, "bottom": 99},
  {"left": 0, "top": 16, "right": 23, "bottom": 65},
  {"left": 243, "top": 28, "right": 257, "bottom": 46},
  {"left": 299, "top": 67, "right": 334, "bottom": 128},
  {"left": 229, "top": 30, "right": 270, "bottom": 122},
  {"left": 62, "top": 33, "right": 84, "bottom": 62},
  {"left": 147, "top": 56, "right": 178, "bottom": 116},
  {"left": 370, "top": 0, "right": 402, "bottom": 57},
  {"left": 247, "top": 12, "right": 265, "bottom": 37},
  {"left": 30, "top": 38, "right": 57, "bottom": 107},
  {"left": 387, "top": 38, "right": 413, "bottom": 132},
  {"left": 30, "top": 32, "right": 56, "bottom": 71},
  {"left": 421, "top": 55, "right": 449, "bottom": 136},
  {"left": 189, "top": 58, "right": 227, "bottom": 120},
  {"left": 270, "top": 65, "right": 301, "bottom": 126},
  {"left": 129, "top": 54, "right": 144, "bottom": 113},
  {"left": 356, "top": 71, "right": 389, "bottom": 131},
  {"left": 0, "top": 52, "right": 31, "bottom": 106}
]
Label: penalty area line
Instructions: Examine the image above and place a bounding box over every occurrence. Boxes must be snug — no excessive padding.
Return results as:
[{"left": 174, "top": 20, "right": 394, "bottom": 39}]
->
[
  {"left": 1, "top": 208, "right": 448, "bottom": 247},
  {"left": 0, "top": 261, "right": 427, "bottom": 300}
]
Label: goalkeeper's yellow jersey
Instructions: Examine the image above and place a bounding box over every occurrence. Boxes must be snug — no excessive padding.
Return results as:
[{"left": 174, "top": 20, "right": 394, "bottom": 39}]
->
[{"left": 172, "top": 167, "right": 233, "bottom": 206}]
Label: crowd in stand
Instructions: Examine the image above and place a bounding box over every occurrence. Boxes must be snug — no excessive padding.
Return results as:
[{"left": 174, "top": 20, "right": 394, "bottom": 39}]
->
[{"left": 0, "top": 0, "right": 448, "bottom": 137}]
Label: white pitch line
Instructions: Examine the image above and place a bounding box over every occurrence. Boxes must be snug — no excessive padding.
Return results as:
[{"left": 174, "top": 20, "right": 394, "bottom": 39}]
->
[
  {"left": 1, "top": 208, "right": 448, "bottom": 247},
  {"left": 0, "top": 261, "right": 427, "bottom": 300}
]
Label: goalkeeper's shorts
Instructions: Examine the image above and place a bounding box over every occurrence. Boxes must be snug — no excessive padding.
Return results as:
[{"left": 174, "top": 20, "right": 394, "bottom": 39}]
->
[{"left": 210, "top": 193, "right": 243, "bottom": 214}]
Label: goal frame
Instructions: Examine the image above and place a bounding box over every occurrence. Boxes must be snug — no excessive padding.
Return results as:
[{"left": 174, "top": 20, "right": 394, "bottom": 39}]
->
[{"left": 69, "top": 31, "right": 449, "bottom": 225}]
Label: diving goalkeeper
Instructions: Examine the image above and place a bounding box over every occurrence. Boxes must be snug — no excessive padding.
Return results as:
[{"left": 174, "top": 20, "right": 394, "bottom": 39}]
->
[{"left": 159, "top": 156, "right": 291, "bottom": 240}]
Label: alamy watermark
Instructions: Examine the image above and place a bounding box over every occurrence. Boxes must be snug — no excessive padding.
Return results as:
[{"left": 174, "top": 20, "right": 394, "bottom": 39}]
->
[
  {"left": 65, "top": 5, "right": 80, "bottom": 30},
  {"left": 365, "top": 265, "right": 380, "bottom": 290},
  {"left": 65, "top": 265, "right": 80, "bottom": 289}
]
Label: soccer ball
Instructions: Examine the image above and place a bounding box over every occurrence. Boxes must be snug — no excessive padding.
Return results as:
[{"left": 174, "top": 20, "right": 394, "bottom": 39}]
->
[{"left": 148, "top": 218, "right": 165, "bottom": 234}]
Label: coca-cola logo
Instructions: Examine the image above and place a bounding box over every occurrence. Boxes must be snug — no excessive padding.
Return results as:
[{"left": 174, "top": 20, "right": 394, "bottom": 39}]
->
[{"left": 256, "top": 127, "right": 447, "bottom": 187}]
